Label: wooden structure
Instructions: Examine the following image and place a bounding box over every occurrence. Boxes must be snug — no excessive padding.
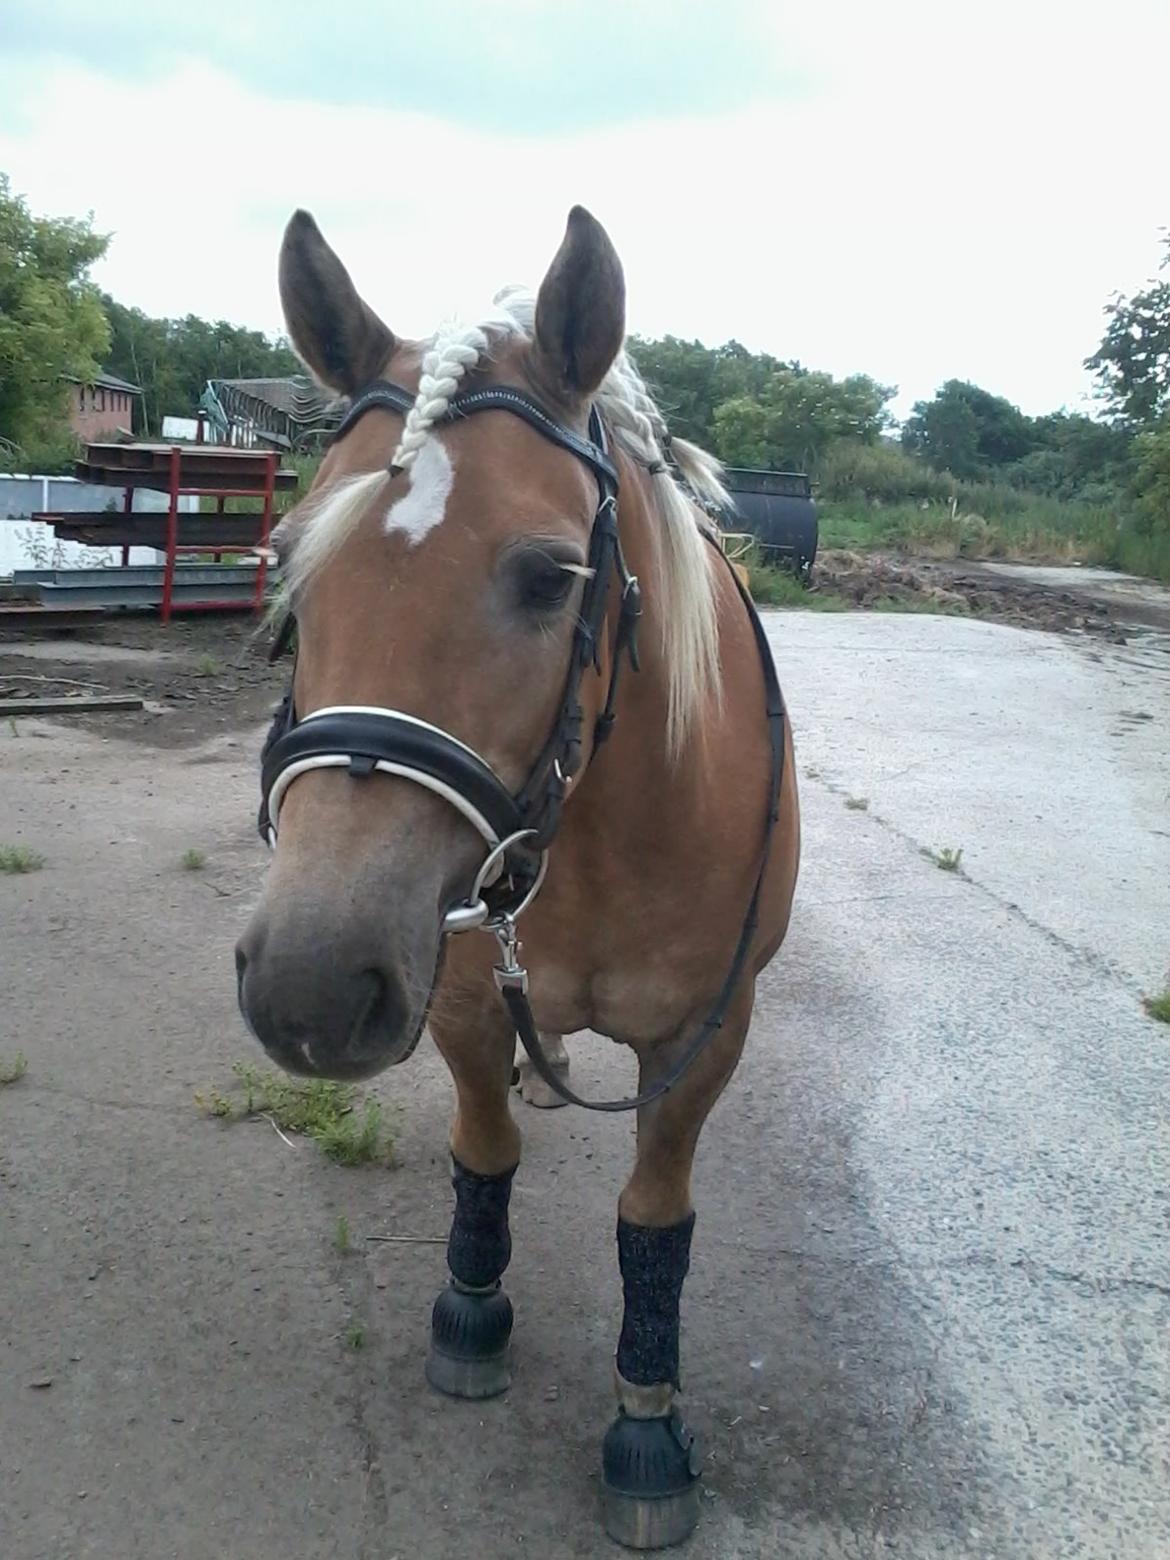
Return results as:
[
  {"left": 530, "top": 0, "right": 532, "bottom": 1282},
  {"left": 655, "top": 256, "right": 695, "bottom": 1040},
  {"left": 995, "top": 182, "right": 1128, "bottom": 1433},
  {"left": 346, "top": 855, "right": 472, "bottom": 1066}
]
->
[
  {"left": 200, "top": 376, "right": 344, "bottom": 451},
  {"left": 31, "top": 441, "right": 298, "bottom": 624}
]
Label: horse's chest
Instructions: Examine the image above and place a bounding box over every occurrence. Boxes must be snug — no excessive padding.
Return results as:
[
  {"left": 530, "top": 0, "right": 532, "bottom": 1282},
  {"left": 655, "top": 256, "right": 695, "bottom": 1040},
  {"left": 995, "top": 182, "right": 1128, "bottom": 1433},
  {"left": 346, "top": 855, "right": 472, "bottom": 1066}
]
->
[{"left": 528, "top": 952, "right": 700, "bottom": 1044}]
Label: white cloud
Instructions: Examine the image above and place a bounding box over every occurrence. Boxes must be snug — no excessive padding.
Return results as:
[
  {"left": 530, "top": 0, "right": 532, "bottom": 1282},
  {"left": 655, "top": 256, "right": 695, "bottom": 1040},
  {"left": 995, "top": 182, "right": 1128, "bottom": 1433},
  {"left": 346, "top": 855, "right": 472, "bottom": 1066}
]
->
[{"left": 1, "top": 0, "right": 1167, "bottom": 422}]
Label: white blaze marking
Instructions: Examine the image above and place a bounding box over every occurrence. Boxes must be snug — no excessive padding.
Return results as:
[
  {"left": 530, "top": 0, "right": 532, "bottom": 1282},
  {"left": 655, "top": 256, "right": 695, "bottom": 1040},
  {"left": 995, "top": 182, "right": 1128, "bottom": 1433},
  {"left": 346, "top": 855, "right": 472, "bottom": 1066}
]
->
[{"left": 384, "top": 437, "right": 453, "bottom": 544}]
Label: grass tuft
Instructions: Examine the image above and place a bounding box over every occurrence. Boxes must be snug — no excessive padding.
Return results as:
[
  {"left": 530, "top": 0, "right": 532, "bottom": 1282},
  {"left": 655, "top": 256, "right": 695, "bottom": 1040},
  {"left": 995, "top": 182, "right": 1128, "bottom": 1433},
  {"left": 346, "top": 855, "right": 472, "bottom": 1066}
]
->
[
  {"left": 0, "top": 844, "right": 45, "bottom": 875},
  {"left": 868, "top": 593, "right": 969, "bottom": 616},
  {"left": 1142, "top": 990, "right": 1170, "bottom": 1025},
  {"left": 180, "top": 848, "right": 207, "bottom": 871},
  {"left": 923, "top": 845, "right": 964, "bottom": 872},
  {"left": 845, "top": 796, "right": 870, "bottom": 811},
  {"left": 195, "top": 654, "right": 221, "bottom": 677},
  {"left": 334, "top": 1216, "right": 351, "bottom": 1254},
  {"left": 746, "top": 551, "right": 847, "bottom": 611},
  {"left": 345, "top": 1321, "right": 367, "bottom": 1350},
  {"left": 196, "top": 1062, "right": 394, "bottom": 1166},
  {"left": 0, "top": 1052, "right": 28, "bottom": 1085}
]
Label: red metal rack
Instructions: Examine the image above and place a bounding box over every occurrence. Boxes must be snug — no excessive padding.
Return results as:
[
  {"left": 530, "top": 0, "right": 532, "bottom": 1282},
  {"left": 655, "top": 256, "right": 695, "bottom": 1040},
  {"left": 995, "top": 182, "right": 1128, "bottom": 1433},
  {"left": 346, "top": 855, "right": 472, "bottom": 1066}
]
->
[{"left": 160, "top": 445, "right": 278, "bottom": 623}]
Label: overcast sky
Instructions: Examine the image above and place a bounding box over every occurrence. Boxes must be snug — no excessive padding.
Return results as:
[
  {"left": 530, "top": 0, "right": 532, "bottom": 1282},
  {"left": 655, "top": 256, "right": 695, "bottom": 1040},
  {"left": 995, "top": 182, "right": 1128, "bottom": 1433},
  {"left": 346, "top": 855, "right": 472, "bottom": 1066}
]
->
[{"left": 2, "top": 0, "right": 1166, "bottom": 421}]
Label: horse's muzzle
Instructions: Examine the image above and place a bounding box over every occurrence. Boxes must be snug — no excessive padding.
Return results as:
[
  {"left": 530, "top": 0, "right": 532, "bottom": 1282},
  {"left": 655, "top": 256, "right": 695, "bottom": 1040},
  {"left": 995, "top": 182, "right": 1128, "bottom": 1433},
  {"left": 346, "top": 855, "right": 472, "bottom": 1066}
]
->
[{"left": 234, "top": 930, "right": 428, "bottom": 1081}]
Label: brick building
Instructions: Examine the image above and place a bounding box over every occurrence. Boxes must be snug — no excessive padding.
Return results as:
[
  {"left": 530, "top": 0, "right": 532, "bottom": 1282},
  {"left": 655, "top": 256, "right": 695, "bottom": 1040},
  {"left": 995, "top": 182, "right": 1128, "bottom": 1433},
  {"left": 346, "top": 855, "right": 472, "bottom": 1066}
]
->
[{"left": 65, "top": 372, "right": 142, "bottom": 441}]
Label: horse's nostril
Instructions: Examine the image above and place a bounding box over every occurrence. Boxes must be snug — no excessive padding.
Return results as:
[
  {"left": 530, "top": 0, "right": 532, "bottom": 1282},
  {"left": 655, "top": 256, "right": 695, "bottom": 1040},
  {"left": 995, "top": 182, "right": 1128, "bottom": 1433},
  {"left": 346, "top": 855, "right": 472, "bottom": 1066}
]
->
[
  {"left": 358, "top": 967, "right": 386, "bottom": 1019},
  {"left": 352, "top": 967, "right": 407, "bottom": 1054},
  {"left": 357, "top": 967, "right": 387, "bottom": 1026},
  {"left": 235, "top": 946, "right": 247, "bottom": 984}
]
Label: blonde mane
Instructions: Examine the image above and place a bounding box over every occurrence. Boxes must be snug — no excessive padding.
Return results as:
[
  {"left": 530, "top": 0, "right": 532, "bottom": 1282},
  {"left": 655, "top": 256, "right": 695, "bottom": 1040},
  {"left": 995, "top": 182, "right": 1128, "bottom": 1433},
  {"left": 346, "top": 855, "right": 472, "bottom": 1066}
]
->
[{"left": 285, "top": 290, "right": 728, "bottom": 754}]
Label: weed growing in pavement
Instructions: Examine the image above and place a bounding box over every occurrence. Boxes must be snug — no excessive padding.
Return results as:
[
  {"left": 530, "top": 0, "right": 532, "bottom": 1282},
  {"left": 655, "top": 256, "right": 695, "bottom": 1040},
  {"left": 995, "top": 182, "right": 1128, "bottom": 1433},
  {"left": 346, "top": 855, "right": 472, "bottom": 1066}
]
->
[
  {"left": 196, "top": 1062, "right": 394, "bottom": 1166},
  {"left": 0, "top": 1052, "right": 28, "bottom": 1085},
  {"left": 923, "top": 845, "right": 964, "bottom": 872},
  {"left": 0, "top": 844, "right": 44, "bottom": 874}
]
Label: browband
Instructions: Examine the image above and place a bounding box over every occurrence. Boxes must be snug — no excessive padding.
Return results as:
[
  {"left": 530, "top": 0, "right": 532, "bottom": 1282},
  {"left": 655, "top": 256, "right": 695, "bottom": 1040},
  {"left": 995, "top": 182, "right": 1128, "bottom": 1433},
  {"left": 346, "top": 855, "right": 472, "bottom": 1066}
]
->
[{"left": 331, "top": 379, "right": 619, "bottom": 491}]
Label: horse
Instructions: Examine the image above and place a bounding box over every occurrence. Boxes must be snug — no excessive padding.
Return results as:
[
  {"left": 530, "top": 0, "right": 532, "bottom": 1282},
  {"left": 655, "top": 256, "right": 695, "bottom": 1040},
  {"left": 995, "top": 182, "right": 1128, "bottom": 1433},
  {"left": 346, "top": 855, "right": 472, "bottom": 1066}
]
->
[{"left": 236, "top": 204, "right": 800, "bottom": 1549}]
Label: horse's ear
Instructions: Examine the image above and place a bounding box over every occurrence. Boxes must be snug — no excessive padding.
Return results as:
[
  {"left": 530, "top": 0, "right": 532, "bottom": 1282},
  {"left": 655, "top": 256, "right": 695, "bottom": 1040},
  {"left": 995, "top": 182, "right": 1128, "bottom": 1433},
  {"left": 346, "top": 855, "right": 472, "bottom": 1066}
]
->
[
  {"left": 532, "top": 206, "right": 625, "bottom": 401},
  {"left": 278, "top": 210, "right": 395, "bottom": 396}
]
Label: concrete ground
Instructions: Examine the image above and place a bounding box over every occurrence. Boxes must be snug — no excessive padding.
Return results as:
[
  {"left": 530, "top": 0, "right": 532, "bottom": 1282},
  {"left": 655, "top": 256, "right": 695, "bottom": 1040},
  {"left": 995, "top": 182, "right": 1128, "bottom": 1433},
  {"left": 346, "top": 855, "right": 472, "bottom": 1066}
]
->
[{"left": 1, "top": 609, "right": 1168, "bottom": 1560}]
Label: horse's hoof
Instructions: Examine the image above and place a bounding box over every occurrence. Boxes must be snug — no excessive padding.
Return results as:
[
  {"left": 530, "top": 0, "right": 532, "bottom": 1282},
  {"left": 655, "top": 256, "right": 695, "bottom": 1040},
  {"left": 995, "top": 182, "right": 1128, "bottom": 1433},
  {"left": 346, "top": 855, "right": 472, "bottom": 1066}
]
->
[
  {"left": 425, "top": 1281, "right": 513, "bottom": 1400},
  {"left": 515, "top": 1061, "right": 571, "bottom": 1109},
  {"left": 601, "top": 1406, "right": 702, "bottom": 1550}
]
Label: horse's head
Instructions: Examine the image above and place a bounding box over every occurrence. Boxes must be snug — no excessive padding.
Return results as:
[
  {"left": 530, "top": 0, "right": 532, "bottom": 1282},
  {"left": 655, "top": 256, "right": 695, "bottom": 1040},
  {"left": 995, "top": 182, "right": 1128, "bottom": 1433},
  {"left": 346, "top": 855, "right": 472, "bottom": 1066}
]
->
[{"left": 236, "top": 206, "right": 629, "bottom": 1080}]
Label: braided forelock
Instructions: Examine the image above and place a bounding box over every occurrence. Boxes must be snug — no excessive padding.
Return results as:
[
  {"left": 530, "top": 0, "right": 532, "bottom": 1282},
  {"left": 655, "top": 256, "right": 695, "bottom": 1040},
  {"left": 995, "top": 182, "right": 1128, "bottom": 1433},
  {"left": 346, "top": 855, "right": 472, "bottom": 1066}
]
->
[{"left": 390, "top": 322, "right": 491, "bottom": 473}]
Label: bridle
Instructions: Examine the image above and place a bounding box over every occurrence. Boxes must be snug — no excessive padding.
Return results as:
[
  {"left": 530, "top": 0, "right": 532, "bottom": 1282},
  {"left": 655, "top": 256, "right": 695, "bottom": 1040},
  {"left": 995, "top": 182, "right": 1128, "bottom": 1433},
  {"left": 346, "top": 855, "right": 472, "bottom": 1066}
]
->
[
  {"left": 258, "top": 378, "right": 785, "bottom": 1113},
  {"left": 260, "top": 380, "right": 639, "bottom": 927}
]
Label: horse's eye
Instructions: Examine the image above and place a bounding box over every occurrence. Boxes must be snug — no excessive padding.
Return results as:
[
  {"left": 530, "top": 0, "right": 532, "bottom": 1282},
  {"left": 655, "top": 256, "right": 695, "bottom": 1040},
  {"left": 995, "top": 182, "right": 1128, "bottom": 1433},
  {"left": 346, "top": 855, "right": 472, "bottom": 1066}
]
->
[{"left": 513, "top": 552, "right": 578, "bottom": 613}]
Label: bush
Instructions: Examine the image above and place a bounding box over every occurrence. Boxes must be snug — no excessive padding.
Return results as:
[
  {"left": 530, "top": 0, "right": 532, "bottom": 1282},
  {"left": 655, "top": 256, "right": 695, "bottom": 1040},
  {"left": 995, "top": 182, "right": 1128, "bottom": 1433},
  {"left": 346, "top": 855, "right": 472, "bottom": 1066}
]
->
[
  {"left": 7, "top": 429, "right": 83, "bottom": 476},
  {"left": 1130, "top": 425, "right": 1170, "bottom": 537},
  {"left": 1111, "top": 527, "right": 1170, "bottom": 581},
  {"left": 819, "top": 495, "right": 1123, "bottom": 566},
  {"left": 815, "top": 440, "right": 951, "bottom": 504}
]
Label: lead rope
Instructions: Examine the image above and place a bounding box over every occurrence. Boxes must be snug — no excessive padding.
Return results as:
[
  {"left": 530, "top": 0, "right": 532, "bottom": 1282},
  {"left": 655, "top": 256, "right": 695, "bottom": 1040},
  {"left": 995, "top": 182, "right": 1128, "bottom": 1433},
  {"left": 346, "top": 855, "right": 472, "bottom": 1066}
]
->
[{"left": 494, "top": 540, "right": 785, "bottom": 1113}]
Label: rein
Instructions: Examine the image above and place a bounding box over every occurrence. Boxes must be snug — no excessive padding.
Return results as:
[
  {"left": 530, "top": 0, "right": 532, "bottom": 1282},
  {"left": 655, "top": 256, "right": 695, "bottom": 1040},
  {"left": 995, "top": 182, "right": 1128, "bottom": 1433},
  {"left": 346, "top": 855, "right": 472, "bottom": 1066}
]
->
[{"left": 259, "top": 380, "right": 784, "bottom": 1112}]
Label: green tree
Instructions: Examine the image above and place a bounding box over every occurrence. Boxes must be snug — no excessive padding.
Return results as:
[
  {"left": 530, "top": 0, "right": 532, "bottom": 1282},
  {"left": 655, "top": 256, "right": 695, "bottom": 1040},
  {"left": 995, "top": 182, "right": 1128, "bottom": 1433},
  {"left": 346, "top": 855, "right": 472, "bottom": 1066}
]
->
[
  {"left": 626, "top": 335, "right": 790, "bottom": 446},
  {"left": 1004, "top": 412, "right": 1132, "bottom": 501},
  {"left": 902, "top": 380, "right": 1038, "bottom": 477},
  {"left": 102, "top": 297, "right": 300, "bottom": 433},
  {"left": 714, "top": 368, "right": 894, "bottom": 470},
  {"left": 0, "top": 173, "right": 110, "bottom": 456},
  {"left": 627, "top": 335, "right": 721, "bottom": 445},
  {"left": 1086, "top": 235, "right": 1170, "bottom": 426},
  {"left": 1130, "top": 423, "right": 1170, "bottom": 535}
]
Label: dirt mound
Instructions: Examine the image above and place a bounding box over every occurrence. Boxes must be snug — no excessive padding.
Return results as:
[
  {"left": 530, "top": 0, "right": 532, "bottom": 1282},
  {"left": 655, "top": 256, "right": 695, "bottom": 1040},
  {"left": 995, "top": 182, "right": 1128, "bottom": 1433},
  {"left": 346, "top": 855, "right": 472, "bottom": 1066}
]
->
[{"left": 813, "top": 550, "right": 1127, "bottom": 640}]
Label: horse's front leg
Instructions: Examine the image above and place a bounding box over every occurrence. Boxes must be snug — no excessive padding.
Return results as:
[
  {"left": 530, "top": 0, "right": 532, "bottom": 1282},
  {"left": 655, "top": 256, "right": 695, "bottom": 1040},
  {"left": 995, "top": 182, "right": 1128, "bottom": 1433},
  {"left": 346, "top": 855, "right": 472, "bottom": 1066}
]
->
[
  {"left": 602, "top": 985, "right": 754, "bottom": 1550},
  {"left": 425, "top": 997, "right": 521, "bottom": 1400}
]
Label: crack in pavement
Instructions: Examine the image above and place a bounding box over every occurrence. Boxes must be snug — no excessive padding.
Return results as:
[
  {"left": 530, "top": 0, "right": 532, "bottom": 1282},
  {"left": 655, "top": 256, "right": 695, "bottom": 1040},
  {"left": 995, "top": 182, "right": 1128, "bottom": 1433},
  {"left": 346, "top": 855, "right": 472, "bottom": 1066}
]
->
[
  {"left": 804, "top": 770, "right": 1147, "bottom": 998},
  {"left": 1007, "top": 1257, "right": 1170, "bottom": 1301},
  {"left": 330, "top": 1236, "right": 390, "bottom": 1558}
]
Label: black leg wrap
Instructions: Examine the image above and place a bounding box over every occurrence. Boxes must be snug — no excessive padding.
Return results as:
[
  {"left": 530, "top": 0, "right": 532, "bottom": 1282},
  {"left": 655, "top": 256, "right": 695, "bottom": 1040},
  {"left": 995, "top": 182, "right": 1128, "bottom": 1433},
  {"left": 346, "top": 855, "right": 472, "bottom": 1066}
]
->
[
  {"left": 426, "top": 1158, "right": 517, "bottom": 1401},
  {"left": 615, "top": 1213, "right": 695, "bottom": 1389},
  {"left": 446, "top": 1157, "right": 515, "bottom": 1289}
]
